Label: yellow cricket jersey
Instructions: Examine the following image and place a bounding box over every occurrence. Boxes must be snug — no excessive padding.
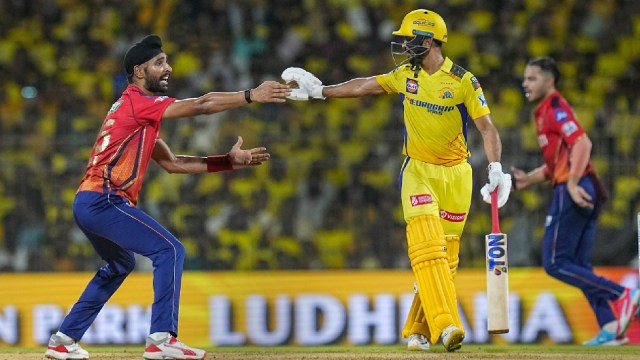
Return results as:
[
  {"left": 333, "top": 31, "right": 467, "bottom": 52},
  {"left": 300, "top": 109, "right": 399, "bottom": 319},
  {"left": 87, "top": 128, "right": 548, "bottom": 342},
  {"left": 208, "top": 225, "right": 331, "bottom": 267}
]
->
[{"left": 376, "top": 57, "right": 490, "bottom": 166}]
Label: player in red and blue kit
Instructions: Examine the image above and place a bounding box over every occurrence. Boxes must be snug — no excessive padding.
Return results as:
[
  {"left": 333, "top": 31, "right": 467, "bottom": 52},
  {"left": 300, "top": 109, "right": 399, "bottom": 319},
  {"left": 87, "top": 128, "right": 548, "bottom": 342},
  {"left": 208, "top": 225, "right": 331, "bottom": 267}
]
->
[
  {"left": 44, "top": 35, "right": 291, "bottom": 360},
  {"left": 512, "top": 56, "right": 640, "bottom": 346}
]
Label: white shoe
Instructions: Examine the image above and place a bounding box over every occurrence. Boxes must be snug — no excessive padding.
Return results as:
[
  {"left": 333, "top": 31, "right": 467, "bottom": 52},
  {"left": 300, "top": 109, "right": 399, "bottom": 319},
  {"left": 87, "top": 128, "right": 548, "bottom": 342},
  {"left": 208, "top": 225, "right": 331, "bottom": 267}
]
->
[
  {"left": 440, "top": 325, "right": 464, "bottom": 352},
  {"left": 143, "top": 334, "right": 206, "bottom": 360},
  {"left": 407, "top": 333, "right": 430, "bottom": 351},
  {"left": 44, "top": 333, "right": 89, "bottom": 360}
]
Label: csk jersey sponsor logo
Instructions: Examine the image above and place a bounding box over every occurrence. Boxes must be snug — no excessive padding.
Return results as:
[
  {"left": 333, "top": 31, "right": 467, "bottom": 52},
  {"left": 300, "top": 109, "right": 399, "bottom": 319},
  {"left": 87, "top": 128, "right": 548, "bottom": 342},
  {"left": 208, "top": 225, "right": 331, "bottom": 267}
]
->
[
  {"left": 554, "top": 109, "right": 568, "bottom": 122},
  {"left": 439, "top": 87, "right": 454, "bottom": 99},
  {"left": 477, "top": 93, "right": 487, "bottom": 107},
  {"left": 561, "top": 121, "right": 578, "bottom": 136},
  {"left": 406, "top": 79, "right": 419, "bottom": 94},
  {"left": 410, "top": 194, "right": 432, "bottom": 206},
  {"left": 407, "top": 98, "right": 454, "bottom": 115},
  {"left": 440, "top": 210, "right": 466, "bottom": 222}
]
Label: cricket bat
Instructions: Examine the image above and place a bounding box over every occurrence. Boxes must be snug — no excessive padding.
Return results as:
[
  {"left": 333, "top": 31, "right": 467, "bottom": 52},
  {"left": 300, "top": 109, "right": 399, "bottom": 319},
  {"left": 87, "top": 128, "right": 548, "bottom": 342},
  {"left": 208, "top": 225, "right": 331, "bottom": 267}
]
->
[{"left": 485, "top": 190, "right": 509, "bottom": 334}]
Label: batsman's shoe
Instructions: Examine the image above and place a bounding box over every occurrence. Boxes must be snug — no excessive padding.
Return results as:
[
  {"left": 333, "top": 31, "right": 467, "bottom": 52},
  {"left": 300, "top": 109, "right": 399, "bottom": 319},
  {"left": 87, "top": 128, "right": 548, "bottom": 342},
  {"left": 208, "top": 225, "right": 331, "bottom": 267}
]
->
[
  {"left": 440, "top": 325, "right": 464, "bottom": 352},
  {"left": 44, "top": 333, "right": 89, "bottom": 360},
  {"left": 143, "top": 334, "right": 205, "bottom": 360},
  {"left": 582, "top": 328, "right": 629, "bottom": 346},
  {"left": 613, "top": 287, "right": 640, "bottom": 336},
  {"left": 407, "top": 333, "right": 430, "bottom": 351}
]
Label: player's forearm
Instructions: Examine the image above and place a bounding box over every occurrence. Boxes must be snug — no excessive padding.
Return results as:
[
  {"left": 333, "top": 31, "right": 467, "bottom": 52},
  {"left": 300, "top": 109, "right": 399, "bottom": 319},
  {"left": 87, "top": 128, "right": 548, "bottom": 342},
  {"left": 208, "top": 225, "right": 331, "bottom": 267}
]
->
[
  {"left": 526, "top": 165, "right": 548, "bottom": 186},
  {"left": 567, "top": 136, "right": 592, "bottom": 188},
  {"left": 478, "top": 121, "right": 502, "bottom": 163},
  {"left": 160, "top": 155, "right": 209, "bottom": 174},
  {"left": 322, "top": 77, "right": 384, "bottom": 98},
  {"left": 193, "top": 91, "right": 252, "bottom": 114}
]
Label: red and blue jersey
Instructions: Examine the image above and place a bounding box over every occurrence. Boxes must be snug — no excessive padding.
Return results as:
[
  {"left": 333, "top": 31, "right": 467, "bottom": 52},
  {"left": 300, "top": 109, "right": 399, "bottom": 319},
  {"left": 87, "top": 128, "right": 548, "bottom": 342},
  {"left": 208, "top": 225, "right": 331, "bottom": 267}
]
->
[
  {"left": 78, "top": 85, "right": 175, "bottom": 205},
  {"left": 534, "top": 90, "right": 594, "bottom": 185}
]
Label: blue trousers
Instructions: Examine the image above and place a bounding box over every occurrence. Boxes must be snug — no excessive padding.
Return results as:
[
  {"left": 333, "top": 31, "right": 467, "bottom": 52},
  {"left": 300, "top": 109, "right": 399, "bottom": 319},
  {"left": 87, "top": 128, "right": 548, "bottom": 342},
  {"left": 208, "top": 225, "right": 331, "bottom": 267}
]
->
[
  {"left": 60, "top": 191, "right": 185, "bottom": 340},
  {"left": 542, "top": 175, "right": 623, "bottom": 327}
]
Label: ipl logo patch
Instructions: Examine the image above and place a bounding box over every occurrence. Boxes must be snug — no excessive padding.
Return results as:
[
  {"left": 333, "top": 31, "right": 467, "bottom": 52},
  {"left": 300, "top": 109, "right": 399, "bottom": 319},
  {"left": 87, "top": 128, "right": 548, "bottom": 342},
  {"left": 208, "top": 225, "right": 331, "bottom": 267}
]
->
[
  {"left": 554, "top": 109, "right": 568, "bottom": 122},
  {"left": 406, "top": 79, "right": 419, "bottom": 94}
]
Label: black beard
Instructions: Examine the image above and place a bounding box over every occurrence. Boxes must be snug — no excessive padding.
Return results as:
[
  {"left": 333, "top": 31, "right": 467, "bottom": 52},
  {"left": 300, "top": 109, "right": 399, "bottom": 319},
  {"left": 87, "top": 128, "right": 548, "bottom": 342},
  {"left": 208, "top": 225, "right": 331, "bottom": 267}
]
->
[{"left": 145, "top": 72, "right": 168, "bottom": 94}]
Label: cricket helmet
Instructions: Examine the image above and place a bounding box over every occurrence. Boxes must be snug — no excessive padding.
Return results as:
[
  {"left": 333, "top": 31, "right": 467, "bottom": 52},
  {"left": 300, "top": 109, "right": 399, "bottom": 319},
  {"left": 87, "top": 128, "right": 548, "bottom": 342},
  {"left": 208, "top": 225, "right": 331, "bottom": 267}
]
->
[{"left": 392, "top": 9, "right": 448, "bottom": 43}]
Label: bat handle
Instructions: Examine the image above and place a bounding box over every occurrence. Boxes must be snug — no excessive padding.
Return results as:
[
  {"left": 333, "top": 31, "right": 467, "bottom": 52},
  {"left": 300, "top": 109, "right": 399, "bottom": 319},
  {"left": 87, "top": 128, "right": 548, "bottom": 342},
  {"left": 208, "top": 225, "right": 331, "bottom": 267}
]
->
[{"left": 491, "top": 190, "right": 501, "bottom": 233}]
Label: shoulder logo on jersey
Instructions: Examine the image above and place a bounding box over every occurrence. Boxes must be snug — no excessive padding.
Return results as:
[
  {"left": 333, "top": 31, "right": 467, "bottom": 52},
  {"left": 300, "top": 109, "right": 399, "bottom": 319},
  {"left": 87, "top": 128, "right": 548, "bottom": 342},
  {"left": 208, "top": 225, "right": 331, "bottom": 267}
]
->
[
  {"left": 154, "top": 96, "right": 169, "bottom": 103},
  {"left": 406, "top": 78, "right": 418, "bottom": 94},
  {"left": 107, "top": 100, "right": 123, "bottom": 114},
  {"left": 470, "top": 76, "right": 481, "bottom": 90},
  {"left": 410, "top": 194, "right": 432, "bottom": 206},
  {"left": 554, "top": 109, "right": 568, "bottom": 122},
  {"left": 477, "top": 93, "right": 487, "bottom": 107},
  {"left": 439, "top": 87, "right": 454, "bottom": 99},
  {"left": 561, "top": 121, "right": 578, "bottom": 136}
]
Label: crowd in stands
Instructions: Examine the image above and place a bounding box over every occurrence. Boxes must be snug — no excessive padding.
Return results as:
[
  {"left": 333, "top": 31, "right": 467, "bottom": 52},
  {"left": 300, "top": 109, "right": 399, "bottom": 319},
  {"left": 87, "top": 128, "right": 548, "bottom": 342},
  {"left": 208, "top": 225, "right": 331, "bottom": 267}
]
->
[{"left": 0, "top": 0, "right": 639, "bottom": 272}]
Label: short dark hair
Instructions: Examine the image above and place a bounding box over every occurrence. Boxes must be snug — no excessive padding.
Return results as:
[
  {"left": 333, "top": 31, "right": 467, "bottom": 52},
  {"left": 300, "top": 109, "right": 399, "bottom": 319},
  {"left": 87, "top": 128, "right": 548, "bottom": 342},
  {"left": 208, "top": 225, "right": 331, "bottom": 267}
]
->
[{"left": 527, "top": 56, "right": 560, "bottom": 86}]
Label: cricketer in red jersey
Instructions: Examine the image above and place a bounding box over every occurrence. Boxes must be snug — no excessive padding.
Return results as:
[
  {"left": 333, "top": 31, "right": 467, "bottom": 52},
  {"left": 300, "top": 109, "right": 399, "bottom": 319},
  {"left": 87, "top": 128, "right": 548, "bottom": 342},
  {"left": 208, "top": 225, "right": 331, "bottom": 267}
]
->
[
  {"left": 44, "top": 35, "right": 291, "bottom": 360},
  {"left": 512, "top": 56, "right": 639, "bottom": 347}
]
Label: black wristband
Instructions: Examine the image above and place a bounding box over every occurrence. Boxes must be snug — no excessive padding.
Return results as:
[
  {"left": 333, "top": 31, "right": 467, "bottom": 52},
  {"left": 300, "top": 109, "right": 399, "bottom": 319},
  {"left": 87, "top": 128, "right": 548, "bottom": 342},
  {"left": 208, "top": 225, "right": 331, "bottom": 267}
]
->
[{"left": 244, "top": 89, "right": 252, "bottom": 103}]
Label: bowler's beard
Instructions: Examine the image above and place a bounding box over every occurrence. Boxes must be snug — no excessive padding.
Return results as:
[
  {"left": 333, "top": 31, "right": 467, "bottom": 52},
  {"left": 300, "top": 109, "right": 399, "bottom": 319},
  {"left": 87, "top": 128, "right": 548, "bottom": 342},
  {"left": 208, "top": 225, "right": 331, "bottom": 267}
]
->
[{"left": 145, "top": 71, "right": 168, "bottom": 94}]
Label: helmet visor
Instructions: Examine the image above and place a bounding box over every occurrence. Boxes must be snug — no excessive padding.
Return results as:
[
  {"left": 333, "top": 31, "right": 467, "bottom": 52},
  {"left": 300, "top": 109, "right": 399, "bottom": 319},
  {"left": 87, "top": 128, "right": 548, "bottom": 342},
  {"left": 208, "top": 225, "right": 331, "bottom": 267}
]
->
[{"left": 390, "top": 36, "right": 429, "bottom": 67}]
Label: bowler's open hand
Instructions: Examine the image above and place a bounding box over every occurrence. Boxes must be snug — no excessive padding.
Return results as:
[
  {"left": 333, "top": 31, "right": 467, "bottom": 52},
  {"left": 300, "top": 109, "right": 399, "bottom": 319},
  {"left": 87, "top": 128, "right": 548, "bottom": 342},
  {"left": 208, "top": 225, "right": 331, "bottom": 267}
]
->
[{"left": 228, "top": 136, "right": 270, "bottom": 169}]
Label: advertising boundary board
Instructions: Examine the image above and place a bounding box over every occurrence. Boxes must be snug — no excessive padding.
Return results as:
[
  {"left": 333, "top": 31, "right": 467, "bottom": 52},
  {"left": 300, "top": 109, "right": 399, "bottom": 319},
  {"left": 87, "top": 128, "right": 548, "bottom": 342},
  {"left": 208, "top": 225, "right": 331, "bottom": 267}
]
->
[{"left": 0, "top": 268, "right": 638, "bottom": 347}]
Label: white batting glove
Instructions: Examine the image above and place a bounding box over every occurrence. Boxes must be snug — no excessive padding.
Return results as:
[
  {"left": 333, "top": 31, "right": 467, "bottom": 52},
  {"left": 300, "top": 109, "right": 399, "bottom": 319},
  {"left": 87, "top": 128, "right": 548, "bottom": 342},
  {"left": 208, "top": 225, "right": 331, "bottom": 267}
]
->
[
  {"left": 480, "top": 162, "right": 512, "bottom": 208},
  {"left": 287, "top": 88, "right": 310, "bottom": 101},
  {"left": 281, "top": 67, "right": 325, "bottom": 100}
]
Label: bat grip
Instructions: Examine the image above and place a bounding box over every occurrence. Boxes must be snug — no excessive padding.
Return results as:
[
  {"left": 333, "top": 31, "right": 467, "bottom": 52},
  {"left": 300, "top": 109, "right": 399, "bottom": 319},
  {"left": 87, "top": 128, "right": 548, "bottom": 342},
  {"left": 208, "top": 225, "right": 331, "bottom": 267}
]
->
[{"left": 491, "top": 190, "right": 501, "bottom": 233}]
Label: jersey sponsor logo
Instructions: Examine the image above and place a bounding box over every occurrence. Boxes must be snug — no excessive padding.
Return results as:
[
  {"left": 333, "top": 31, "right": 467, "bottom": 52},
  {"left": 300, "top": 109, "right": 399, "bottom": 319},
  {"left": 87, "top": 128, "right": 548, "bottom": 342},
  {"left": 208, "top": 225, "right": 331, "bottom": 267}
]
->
[
  {"left": 410, "top": 194, "right": 432, "bottom": 206},
  {"left": 477, "top": 93, "right": 487, "bottom": 107},
  {"left": 470, "top": 76, "right": 481, "bottom": 90},
  {"left": 439, "top": 87, "right": 454, "bottom": 99},
  {"left": 561, "top": 121, "right": 578, "bottom": 136},
  {"left": 554, "top": 109, "right": 568, "bottom": 122},
  {"left": 440, "top": 210, "right": 466, "bottom": 222},
  {"left": 407, "top": 98, "right": 454, "bottom": 115},
  {"left": 537, "top": 134, "right": 548, "bottom": 147},
  {"left": 406, "top": 79, "right": 419, "bottom": 94},
  {"left": 154, "top": 96, "right": 169, "bottom": 103},
  {"left": 107, "top": 100, "right": 123, "bottom": 114}
]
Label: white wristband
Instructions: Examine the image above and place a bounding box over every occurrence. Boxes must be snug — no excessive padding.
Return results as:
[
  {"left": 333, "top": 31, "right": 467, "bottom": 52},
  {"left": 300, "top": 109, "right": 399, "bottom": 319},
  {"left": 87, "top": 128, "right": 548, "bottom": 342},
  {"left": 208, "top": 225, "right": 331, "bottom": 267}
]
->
[{"left": 311, "top": 85, "right": 325, "bottom": 99}]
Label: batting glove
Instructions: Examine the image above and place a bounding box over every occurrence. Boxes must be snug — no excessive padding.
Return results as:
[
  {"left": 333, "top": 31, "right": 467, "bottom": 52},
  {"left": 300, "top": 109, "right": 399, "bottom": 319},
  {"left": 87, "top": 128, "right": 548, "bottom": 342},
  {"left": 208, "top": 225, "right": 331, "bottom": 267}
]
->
[
  {"left": 281, "top": 67, "right": 325, "bottom": 100},
  {"left": 480, "top": 162, "right": 512, "bottom": 208}
]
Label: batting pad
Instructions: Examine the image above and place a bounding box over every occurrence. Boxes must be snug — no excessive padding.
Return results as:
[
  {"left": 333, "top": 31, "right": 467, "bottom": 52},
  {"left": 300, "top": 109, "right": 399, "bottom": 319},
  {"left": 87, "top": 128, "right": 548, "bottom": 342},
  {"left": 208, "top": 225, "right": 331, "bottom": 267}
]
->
[
  {"left": 407, "top": 215, "right": 463, "bottom": 344},
  {"left": 401, "top": 292, "right": 431, "bottom": 340},
  {"left": 445, "top": 234, "right": 460, "bottom": 278}
]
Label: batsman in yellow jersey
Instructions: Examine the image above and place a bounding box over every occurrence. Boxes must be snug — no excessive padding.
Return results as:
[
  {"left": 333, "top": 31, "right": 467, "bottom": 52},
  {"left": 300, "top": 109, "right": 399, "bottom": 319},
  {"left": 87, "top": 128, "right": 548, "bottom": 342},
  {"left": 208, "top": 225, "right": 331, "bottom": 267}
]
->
[{"left": 282, "top": 9, "right": 512, "bottom": 351}]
